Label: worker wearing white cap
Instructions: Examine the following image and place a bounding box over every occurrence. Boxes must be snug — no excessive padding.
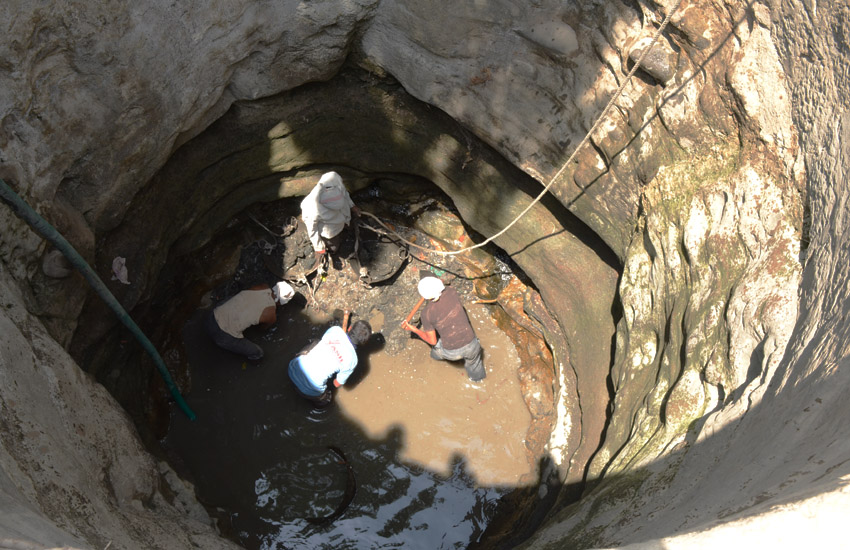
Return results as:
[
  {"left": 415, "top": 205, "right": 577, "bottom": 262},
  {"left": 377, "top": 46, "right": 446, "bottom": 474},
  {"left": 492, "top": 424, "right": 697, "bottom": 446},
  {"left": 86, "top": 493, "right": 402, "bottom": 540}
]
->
[
  {"left": 205, "top": 281, "right": 295, "bottom": 361},
  {"left": 401, "top": 277, "right": 486, "bottom": 382},
  {"left": 300, "top": 171, "right": 360, "bottom": 256}
]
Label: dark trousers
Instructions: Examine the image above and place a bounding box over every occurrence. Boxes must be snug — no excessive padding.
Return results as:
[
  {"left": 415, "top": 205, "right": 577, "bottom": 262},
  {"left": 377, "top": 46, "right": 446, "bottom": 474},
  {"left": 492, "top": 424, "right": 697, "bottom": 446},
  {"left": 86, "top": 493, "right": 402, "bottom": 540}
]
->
[
  {"left": 323, "top": 232, "right": 343, "bottom": 253},
  {"left": 293, "top": 385, "right": 334, "bottom": 408},
  {"left": 204, "top": 310, "right": 264, "bottom": 361},
  {"left": 430, "top": 338, "right": 486, "bottom": 382}
]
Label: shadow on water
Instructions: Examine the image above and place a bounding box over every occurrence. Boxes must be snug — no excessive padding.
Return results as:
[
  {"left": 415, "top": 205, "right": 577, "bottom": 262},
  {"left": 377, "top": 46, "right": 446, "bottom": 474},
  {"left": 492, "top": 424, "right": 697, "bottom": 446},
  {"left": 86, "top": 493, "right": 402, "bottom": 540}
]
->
[
  {"left": 342, "top": 332, "right": 384, "bottom": 389},
  {"left": 163, "top": 296, "right": 525, "bottom": 550}
]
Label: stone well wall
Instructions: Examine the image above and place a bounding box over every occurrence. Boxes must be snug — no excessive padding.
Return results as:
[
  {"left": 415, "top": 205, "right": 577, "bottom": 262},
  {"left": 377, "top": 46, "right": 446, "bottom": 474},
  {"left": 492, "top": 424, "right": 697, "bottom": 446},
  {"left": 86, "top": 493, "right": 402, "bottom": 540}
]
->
[{"left": 0, "top": 0, "right": 847, "bottom": 548}]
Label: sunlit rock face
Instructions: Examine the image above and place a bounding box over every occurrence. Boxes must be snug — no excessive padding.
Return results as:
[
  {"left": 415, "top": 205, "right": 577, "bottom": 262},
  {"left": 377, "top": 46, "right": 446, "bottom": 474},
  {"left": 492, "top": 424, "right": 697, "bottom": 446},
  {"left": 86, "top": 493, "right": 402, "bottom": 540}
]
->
[
  {"left": 520, "top": 0, "right": 850, "bottom": 547},
  {"left": 0, "top": 0, "right": 846, "bottom": 548}
]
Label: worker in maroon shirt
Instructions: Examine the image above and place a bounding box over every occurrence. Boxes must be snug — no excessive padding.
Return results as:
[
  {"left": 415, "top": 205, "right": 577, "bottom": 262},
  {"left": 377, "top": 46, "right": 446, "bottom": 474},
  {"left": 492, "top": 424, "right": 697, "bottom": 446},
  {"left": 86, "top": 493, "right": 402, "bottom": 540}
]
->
[{"left": 401, "top": 276, "right": 486, "bottom": 382}]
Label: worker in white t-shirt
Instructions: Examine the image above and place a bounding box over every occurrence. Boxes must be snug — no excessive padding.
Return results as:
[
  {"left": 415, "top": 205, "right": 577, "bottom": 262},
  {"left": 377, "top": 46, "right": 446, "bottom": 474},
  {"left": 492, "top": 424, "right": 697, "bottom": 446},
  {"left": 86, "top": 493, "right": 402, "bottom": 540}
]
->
[
  {"left": 288, "top": 310, "right": 372, "bottom": 408},
  {"left": 205, "top": 281, "right": 294, "bottom": 361}
]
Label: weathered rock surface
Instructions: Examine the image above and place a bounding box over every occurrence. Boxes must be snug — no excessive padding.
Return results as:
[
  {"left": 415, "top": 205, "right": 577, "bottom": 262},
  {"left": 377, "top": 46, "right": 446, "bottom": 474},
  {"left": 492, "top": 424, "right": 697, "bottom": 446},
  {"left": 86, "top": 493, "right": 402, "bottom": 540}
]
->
[
  {"left": 71, "top": 72, "right": 618, "bottom": 498},
  {"left": 0, "top": 269, "right": 241, "bottom": 549},
  {"left": 0, "top": 0, "right": 846, "bottom": 548},
  {"left": 519, "top": 0, "right": 850, "bottom": 547}
]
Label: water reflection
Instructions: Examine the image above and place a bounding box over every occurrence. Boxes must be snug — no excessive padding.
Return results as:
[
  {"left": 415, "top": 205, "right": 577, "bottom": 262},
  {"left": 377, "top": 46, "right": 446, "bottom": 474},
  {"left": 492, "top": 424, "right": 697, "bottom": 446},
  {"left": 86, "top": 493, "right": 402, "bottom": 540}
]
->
[
  {"left": 255, "top": 452, "right": 504, "bottom": 549},
  {"left": 164, "top": 298, "right": 530, "bottom": 549},
  {"left": 336, "top": 303, "right": 533, "bottom": 485}
]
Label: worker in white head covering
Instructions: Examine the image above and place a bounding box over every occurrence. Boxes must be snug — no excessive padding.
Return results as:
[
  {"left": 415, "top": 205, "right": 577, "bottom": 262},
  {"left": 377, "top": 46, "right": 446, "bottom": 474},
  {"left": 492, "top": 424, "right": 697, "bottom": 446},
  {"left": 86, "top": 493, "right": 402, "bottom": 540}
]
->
[
  {"left": 300, "top": 171, "right": 360, "bottom": 255},
  {"left": 205, "top": 280, "right": 295, "bottom": 361},
  {"left": 401, "top": 276, "right": 486, "bottom": 382}
]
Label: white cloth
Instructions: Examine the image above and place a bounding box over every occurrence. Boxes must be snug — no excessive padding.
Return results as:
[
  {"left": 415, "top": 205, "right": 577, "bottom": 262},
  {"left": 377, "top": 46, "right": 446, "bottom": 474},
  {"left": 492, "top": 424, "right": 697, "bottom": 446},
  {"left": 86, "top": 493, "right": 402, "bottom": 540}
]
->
[
  {"left": 273, "top": 281, "right": 295, "bottom": 304},
  {"left": 111, "top": 256, "right": 130, "bottom": 285},
  {"left": 300, "top": 171, "right": 355, "bottom": 251}
]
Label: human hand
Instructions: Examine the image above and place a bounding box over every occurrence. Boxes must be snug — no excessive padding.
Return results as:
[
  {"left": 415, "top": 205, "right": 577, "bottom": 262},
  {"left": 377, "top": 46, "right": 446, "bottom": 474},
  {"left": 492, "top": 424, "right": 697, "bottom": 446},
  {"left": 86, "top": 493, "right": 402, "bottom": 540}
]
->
[{"left": 401, "top": 320, "right": 411, "bottom": 331}]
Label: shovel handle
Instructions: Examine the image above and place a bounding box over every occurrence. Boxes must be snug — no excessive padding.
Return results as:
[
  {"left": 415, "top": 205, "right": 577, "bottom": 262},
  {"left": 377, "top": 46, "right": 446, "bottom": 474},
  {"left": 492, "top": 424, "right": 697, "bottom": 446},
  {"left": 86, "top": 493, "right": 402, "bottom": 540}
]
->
[{"left": 404, "top": 297, "right": 426, "bottom": 324}]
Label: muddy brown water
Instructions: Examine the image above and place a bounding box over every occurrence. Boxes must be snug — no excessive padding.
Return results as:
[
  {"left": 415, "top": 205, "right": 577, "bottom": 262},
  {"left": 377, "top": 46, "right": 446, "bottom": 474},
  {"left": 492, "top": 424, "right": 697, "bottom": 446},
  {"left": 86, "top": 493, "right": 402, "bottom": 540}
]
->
[{"left": 163, "top": 281, "right": 534, "bottom": 549}]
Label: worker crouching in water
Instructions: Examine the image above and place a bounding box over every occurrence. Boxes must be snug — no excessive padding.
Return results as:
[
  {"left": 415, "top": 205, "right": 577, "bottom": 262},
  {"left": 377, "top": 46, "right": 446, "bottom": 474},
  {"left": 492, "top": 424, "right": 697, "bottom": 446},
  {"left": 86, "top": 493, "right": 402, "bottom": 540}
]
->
[
  {"left": 401, "top": 277, "right": 486, "bottom": 382},
  {"left": 300, "top": 171, "right": 361, "bottom": 262},
  {"left": 205, "top": 281, "right": 295, "bottom": 361},
  {"left": 288, "top": 311, "right": 372, "bottom": 408}
]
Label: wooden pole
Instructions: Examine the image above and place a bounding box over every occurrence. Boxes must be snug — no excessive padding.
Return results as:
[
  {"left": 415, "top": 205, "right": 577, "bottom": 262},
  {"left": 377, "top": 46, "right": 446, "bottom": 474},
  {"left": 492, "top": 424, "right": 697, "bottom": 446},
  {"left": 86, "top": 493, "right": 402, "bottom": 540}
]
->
[{"left": 404, "top": 297, "right": 426, "bottom": 324}]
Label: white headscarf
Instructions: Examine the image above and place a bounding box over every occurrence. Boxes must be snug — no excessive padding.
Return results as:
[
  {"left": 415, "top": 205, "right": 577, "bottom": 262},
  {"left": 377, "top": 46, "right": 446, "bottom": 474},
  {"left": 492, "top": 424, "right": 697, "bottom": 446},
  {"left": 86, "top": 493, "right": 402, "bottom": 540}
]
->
[
  {"left": 316, "top": 172, "right": 346, "bottom": 209},
  {"left": 300, "top": 171, "right": 355, "bottom": 250}
]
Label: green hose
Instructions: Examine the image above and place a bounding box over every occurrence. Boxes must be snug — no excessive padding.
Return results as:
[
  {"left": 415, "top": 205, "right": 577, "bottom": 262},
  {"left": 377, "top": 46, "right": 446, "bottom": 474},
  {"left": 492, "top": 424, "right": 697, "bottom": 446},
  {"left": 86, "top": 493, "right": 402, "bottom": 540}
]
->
[{"left": 0, "top": 179, "right": 196, "bottom": 420}]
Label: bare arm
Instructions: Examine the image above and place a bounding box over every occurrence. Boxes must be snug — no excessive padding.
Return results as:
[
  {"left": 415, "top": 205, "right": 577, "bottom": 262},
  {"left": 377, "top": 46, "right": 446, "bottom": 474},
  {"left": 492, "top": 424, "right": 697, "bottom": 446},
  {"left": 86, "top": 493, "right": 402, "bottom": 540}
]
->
[
  {"left": 253, "top": 285, "right": 276, "bottom": 327},
  {"left": 401, "top": 320, "right": 438, "bottom": 346}
]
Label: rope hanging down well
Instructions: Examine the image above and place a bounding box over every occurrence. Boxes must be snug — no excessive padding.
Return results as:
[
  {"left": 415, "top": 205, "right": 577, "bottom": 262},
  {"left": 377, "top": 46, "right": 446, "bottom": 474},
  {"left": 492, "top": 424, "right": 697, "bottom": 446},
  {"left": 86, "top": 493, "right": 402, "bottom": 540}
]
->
[{"left": 376, "top": 0, "right": 684, "bottom": 257}]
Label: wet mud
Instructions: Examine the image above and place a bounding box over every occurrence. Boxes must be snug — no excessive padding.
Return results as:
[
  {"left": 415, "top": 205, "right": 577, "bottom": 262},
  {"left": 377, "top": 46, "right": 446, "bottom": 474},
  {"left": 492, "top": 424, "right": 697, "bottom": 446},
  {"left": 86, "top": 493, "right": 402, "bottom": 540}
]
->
[
  {"left": 162, "top": 190, "right": 551, "bottom": 549},
  {"left": 337, "top": 301, "right": 532, "bottom": 486}
]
